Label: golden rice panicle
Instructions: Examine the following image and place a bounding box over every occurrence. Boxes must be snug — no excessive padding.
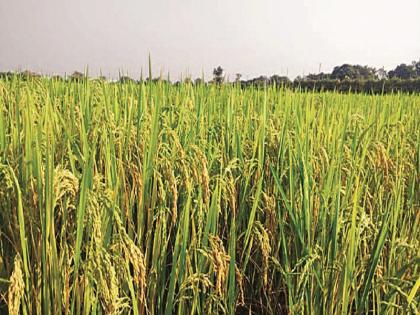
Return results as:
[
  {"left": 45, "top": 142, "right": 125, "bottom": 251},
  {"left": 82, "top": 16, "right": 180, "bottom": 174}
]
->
[
  {"left": 209, "top": 235, "right": 230, "bottom": 297},
  {"left": 253, "top": 221, "right": 272, "bottom": 287},
  {"left": 8, "top": 255, "right": 24, "bottom": 315}
]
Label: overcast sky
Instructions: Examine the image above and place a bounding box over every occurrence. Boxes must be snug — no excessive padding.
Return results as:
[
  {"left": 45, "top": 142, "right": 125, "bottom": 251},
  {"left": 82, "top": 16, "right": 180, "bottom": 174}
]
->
[{"left": 1, "top": 0, "right": 419, "bottom": 80}]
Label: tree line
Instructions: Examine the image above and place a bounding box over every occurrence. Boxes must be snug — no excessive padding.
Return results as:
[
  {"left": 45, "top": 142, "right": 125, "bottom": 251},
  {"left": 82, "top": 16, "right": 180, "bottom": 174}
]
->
[
  {"left": 1, "top": 60, "right": 420, "bottom": 93},
  {"left": 220, "top": 61, "right": 420, "bottom": 93}
]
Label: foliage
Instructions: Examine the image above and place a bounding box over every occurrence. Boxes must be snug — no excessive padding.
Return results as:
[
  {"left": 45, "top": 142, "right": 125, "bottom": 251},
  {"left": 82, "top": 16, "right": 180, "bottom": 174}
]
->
[
  {"left": 293, "top": 78, "right": 420, "bottom": 94},
  {"left": 303, "top": 72, "right": 332, "bottom": 81},
  {"left": 118, "top": 75, "right": 136, "bottom": 84},
  {"left": 69, "top": 71, "right": 86, "bottom": 81},
  {"left": 0, "top": 74, "right": 419, "bottom": 314},
  {"left": 388, "top": 63, "right": 418, "bottom": 79},
  {"left": 331, "top": 64, "right": 378, "bottom": 80},
  {"left": 213, "top": 66, "right": 224, "bottom": 84}
]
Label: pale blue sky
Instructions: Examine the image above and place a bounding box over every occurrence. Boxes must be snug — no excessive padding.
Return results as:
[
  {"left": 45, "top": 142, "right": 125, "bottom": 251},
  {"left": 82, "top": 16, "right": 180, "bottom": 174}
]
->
[{"left": 1, "top": 0, "right": 419, "bottom": 80}]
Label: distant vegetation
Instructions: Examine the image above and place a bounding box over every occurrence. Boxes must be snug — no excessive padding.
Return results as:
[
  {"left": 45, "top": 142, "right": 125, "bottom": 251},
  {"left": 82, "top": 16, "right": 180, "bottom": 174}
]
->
[
  {"left": 291, "top": 61, "right": 420, "bottom": 93},
  {"left": 2, "top": 59, "right": 420, "bottom": 93}
]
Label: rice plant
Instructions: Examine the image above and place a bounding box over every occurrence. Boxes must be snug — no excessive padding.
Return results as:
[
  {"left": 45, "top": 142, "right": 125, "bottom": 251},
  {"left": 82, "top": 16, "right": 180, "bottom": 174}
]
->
[{"left": 0, "top": 73, "right": 419, "bottom": 314}]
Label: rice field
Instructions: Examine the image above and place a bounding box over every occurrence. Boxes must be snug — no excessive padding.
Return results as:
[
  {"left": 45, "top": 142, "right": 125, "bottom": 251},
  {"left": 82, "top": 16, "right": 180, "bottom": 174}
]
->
[{"left": 0, "top": 74, "right": 419, "bottom": 314}]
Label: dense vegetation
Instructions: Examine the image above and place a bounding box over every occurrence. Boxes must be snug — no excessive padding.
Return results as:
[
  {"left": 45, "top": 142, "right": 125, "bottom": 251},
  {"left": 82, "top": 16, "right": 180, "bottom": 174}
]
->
[
  {"left": 237, "top": 60, "right": 420, "bottom": 93},
  {"left": 289, "top": 78, "right": 420, "bottom": 94},
  {"left": 0, "top": 75, "right": 419, "bottom": 314},
  {"left": 2, "top": 59, "right": 420, "bottom": 94}
]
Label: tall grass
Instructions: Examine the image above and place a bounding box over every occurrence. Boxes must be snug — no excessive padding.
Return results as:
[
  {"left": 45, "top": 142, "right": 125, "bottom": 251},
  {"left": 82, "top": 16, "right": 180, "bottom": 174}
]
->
[{"left": 0, "top": 74, "right": 419, "bottom": 314}]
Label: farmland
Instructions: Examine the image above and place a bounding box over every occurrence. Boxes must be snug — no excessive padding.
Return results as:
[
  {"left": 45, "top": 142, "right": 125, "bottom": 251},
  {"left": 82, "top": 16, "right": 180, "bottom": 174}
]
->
[{"left": 0, "top": 75, "right": 419, "bottom": 314}]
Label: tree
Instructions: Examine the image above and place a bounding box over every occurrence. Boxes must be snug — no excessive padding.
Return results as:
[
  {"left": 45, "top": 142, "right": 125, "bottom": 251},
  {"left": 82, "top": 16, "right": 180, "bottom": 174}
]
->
[
  {"left": 213, "top": 66, "right": 224, "bottom": 84},
  {"left": 69, "top": 71, "right": 85, "bottom": 81},
  {"left": 294, "top": 75, "right": 304, "bottom": 82},
  {"left": 194, "top": 78, "right": 204, "bottom": 86},
  {"left": 235, "top": 73, "right": 242, "bottom": 83},
  {"left": 52, "top": 75, "right": 64, "bottom": 81},
  {"left": 331, "top": 64, "right": 356, "bottom": 80},
  {"left": 331, "top": 64, "right": 377, "bottom": 80},
  {"left": 413, "top": 60, "right": 420, "bottom": 76},
  {"left": 21, "top": 70, "right": 41, "bottom": 79},
  {"left": 119, "top": 75, "right": 135, "bottom": 83},
  {"left": 388, "top": 63, "right": 416, "bottom": 79},
  {"left": 247, "top": 75, "right": 269, "bottom": 87},
  {"left": 304, "top": 72, "right": 331, "bottom": 81},
  {"left": 376, "top": 67, "right": 388, "bottom": 80},
  {"left": 269, "top": 75, "right": 291, "bottom": 86}
]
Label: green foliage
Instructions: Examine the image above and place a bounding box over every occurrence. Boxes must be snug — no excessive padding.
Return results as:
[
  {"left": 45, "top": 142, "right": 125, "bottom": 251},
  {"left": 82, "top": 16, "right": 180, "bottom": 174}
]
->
[
  {"left": 68, "top": 71, "right": 86, "bottom": 81},
  {"left": 331, "top": 64, "right": 378, "bottom": 80},
  {"left": 213, "top": 66, "right": 225, "bottom": 84},
  {"left": 388, "top": 63, "right": 418, "bottom": 79},
  {"left": 0, "top": 76, "right": 419, "bottom": 314},
  {"left": 293, "top": 78, "right": 420, "bottom": 94}
]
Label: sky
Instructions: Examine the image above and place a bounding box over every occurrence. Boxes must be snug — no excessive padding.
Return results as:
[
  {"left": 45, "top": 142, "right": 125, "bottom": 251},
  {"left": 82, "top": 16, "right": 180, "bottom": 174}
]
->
[{"left": 1, "top": 0, "right": 419, "bottom": 80}]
